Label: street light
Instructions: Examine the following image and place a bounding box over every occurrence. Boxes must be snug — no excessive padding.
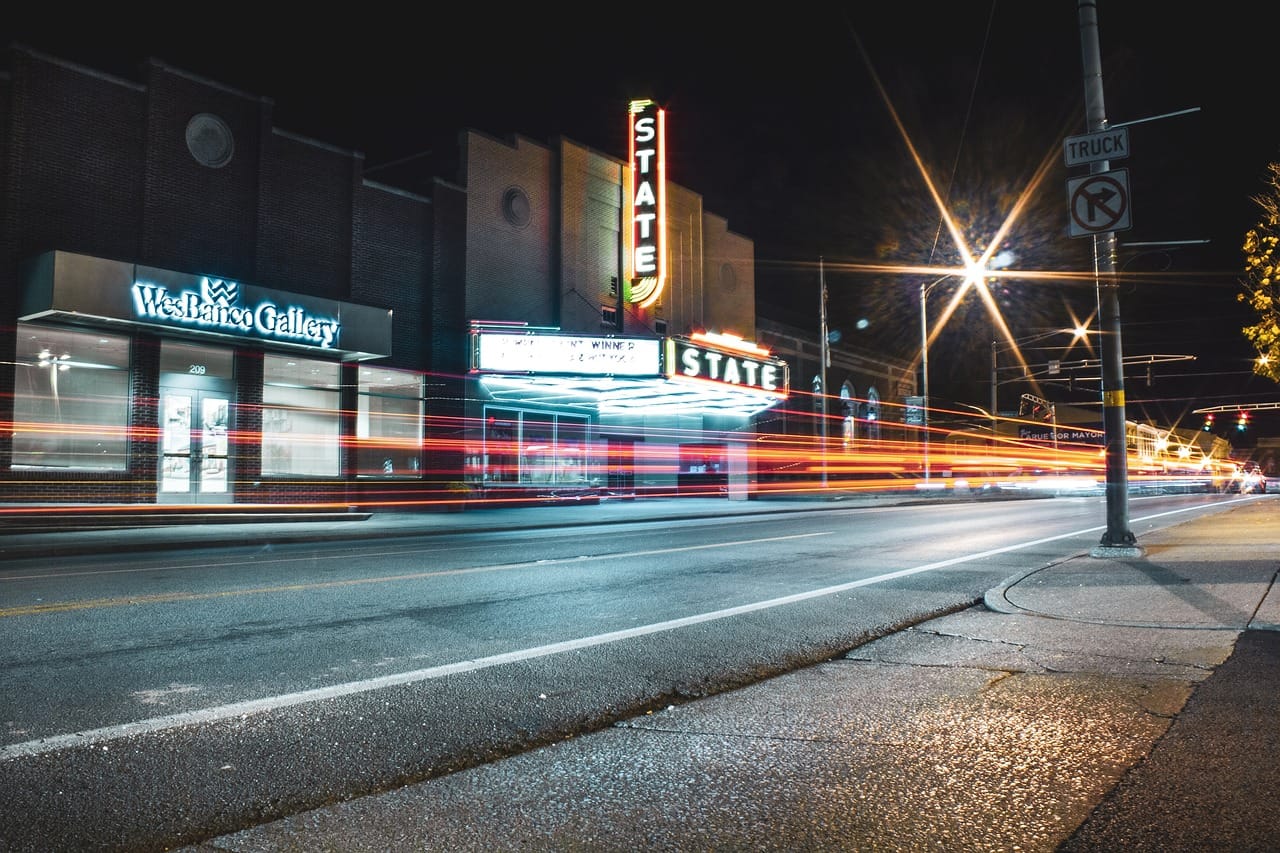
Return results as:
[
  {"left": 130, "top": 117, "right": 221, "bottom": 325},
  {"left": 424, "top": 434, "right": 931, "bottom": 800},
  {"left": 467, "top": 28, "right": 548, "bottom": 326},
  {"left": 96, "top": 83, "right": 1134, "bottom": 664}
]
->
[
  {"left": 919, "top": 276, "right": 951, "bottom": 484},
  {"left": 919, "top": 271, "right": 1008, "bottom": 481}
]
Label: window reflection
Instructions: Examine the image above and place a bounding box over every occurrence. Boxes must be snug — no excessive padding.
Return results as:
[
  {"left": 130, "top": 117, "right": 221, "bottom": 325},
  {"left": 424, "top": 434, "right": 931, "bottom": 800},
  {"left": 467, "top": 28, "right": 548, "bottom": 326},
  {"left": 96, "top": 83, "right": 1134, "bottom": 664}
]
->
[
  {"left": 13, "top": 323, "right": 129, "bottom": 470},
  {"left": 356, "top": 367, "right": 424, "bottom": 477},
  {"left": 261, "top": 355, "right": 341, "bottom": 476},
  {"left": 478, "top": 408, "right": 591, "bottom": 486}
]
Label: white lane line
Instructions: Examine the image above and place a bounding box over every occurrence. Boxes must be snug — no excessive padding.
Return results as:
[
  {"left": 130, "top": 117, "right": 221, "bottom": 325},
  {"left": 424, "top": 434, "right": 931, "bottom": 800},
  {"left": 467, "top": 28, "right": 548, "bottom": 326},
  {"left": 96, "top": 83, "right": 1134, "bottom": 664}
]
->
[{"left": 0, "top": 501, "right": 1237, "bottom": 760}]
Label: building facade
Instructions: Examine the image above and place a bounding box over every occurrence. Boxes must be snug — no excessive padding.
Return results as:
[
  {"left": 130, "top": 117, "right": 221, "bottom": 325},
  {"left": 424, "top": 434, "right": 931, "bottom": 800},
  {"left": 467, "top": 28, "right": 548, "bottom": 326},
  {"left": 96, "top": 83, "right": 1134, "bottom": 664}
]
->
[{"left": 0, "top": 47, "right": 801, "bottom": 509}]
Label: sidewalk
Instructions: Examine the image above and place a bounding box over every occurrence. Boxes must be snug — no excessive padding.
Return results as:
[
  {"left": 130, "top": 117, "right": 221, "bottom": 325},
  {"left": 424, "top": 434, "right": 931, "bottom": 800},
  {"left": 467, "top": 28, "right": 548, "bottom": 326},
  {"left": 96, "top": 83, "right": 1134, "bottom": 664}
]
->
[{"left": 173, "top": 497, "right": 1280, "bottom": 852}]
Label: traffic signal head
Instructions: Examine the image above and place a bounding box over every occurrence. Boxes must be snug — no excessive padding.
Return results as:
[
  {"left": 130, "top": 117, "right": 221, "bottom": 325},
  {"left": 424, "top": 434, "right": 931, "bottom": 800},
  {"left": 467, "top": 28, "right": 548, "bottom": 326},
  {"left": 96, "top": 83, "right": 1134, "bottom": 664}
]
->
[
  {"left": 1204, "top": 413, "right": 1215, "bottom": 431},
  {"left": 1238, "top": 410, "right": 1249, "bottom": 431}
]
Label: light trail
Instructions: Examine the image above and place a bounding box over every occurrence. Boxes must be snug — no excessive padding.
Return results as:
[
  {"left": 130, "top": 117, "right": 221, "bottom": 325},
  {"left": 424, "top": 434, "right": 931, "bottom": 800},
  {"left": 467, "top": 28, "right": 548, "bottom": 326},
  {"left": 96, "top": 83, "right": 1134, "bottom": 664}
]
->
[{"left": 0, "top": 532, "right": 831, "bottom": 617}]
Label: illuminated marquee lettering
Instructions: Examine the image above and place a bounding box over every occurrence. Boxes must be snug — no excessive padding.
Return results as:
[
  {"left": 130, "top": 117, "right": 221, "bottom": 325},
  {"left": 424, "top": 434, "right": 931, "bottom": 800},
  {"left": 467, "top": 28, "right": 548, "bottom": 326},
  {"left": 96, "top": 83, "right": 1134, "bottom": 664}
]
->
[
  {"left": 131, "top": 277, "right": 340, "bottom": 348},
  {"left": 671, "top": 340, "right": 784, "bottom": 393},
  {"left": 474, "top": 332, "right": 661, "bottom": 375},
  {"left": 627, "top": 99, "right": 666, "bottom": 307}
]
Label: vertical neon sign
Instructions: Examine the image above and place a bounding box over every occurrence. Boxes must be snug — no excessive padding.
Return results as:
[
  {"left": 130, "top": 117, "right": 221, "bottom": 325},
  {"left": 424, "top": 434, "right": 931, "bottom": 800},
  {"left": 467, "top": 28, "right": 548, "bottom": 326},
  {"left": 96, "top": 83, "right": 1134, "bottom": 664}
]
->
[{"left": 627, "top": 99, "right": 666, "bottom": 308}]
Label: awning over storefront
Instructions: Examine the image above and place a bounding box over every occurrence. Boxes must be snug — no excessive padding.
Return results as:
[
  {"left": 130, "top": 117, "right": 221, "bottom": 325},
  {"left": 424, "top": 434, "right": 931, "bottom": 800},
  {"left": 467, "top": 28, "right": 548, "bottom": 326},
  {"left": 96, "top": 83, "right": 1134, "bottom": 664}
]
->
[{"left": 20, "top": 251, "right": 392, "bottom": 361}]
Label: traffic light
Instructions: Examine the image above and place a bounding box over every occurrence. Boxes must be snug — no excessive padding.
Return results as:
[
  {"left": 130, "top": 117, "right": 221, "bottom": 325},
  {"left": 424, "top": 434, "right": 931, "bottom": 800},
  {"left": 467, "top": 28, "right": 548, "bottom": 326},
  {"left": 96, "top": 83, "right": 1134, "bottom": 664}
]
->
[
  {"left": 1204, "top": 413, "right": 1214, "bottom": 431},
  {"left": 1238, "top": 410, "right": 1249, "bottom": 431}
]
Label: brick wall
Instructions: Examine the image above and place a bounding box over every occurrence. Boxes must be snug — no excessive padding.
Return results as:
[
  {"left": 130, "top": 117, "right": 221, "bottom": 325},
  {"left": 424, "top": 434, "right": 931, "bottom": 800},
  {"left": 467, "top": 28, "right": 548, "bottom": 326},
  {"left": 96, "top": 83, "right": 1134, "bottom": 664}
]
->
[
  {"left": 2, "top": 49, "right": 145, "bottom": 271},
  {"left": 258, "top": 131, "right": 357, "bottom": 300},
  {"left": 353, "top": 183, "right": 431, "bottom": 369},
  {"left": 139, "top": 60, "right": 264, "bottom": 280}
]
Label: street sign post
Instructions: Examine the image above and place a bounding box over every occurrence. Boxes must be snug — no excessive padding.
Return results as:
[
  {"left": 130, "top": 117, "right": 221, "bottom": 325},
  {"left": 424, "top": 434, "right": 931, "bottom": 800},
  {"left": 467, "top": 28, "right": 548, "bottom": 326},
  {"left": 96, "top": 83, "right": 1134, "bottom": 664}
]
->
[{"left": 1064, "top": 127, "right": 1129, "bottom": 167}]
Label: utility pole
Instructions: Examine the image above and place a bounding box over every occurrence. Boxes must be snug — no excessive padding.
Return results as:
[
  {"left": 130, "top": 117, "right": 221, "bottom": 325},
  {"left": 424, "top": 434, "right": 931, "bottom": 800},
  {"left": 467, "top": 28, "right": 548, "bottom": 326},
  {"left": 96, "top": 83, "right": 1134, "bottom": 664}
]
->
[
  {"left": 990, "top": 340, "right": 998, "bottom": 444},
  {"left": 1078, "top": 0, "right": 1140, "bottom": 555},
  {"left": 819, "top": 257, "right": 829, "bottom": 488}
]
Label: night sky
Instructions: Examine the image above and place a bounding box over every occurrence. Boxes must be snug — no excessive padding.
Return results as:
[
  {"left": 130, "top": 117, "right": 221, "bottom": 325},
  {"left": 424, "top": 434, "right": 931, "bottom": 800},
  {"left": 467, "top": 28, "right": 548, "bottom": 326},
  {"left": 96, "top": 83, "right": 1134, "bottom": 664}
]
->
[{"left": 4, "top": 3, "right": 1278, "bottom": 437}]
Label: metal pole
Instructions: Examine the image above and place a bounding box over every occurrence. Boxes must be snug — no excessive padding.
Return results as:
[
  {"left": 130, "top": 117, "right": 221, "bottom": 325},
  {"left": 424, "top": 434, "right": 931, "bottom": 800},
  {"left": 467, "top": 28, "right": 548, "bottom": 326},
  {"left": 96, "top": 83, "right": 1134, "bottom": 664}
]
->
[
  {"left": 820, "top": 258, "right": 829, "bottom": 488},
  {"left": 920, "top": 281, "right": 930, "bottom": 482},
  {"left": 990, "top": 340, "right": 998, "bottom": 444},
  {"left": 1079, "top": 0, "right": 1138, "bottom": 552}
]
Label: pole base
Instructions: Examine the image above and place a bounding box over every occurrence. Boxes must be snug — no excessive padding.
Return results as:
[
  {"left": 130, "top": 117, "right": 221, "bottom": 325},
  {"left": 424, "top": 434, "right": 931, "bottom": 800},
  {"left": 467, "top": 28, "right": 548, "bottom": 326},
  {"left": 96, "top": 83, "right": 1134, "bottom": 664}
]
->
[{"left": 1089, "top": 543, "right": 1146, "bottom": 559}]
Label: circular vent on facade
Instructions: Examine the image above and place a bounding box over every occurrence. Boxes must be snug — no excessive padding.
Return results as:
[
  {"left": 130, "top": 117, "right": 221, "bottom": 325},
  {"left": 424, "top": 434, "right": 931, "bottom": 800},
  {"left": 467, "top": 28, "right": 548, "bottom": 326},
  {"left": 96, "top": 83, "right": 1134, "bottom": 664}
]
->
[
  {"left": 502, "top": 186, "right": 531, "bottom": 228},
  {"left": 185, "top": 113, "right": 235, "bottom": 169},
  {"left": 719, "top": 262, "right": 738, "bottom": 292}
]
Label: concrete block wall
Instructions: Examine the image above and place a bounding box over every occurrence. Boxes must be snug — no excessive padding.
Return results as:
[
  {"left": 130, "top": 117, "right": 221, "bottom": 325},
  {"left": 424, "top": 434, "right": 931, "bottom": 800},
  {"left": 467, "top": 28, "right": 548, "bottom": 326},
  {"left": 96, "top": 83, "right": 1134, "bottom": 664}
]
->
[
  {"left": 645, "top": 181, "right": 705, "bottom": 338},
  {"left": 463, "top": 131, "right": 556, "bottom": 327},
  {"left": 701, "top": 212, "right": 756, "bottom": 342},
  {"left": 558, "top": 140, "right": 623, "bottom": 334}
]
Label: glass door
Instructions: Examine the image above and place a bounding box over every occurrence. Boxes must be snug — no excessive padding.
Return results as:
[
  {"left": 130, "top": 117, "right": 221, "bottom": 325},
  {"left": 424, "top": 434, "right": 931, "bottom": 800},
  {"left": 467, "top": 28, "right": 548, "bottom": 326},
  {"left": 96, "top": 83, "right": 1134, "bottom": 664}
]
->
[{"left": 160, "top": 390, "right": 231, "bottom": 502}]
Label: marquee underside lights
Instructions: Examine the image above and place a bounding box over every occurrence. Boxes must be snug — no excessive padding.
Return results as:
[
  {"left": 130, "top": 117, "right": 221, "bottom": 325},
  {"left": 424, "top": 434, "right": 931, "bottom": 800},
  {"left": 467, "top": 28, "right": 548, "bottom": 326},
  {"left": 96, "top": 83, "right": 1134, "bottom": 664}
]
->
[
  {"left": 478, "top": 374, "right": 780, "bottom": 418},
  {"left": 627, "top": 99, "right": 666, "bottom": 308}
]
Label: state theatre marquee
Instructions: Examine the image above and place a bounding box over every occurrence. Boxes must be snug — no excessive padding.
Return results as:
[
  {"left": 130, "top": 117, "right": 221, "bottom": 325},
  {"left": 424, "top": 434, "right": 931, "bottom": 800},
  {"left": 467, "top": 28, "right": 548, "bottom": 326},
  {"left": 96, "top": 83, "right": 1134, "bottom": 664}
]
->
[{"left": 469, "top": 326, "right": 789, "bottom": 416}]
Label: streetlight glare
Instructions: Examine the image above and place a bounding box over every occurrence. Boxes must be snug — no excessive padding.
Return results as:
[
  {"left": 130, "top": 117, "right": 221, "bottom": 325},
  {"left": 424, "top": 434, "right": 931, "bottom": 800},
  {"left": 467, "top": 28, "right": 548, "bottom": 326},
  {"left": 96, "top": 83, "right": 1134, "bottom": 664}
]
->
[{"left": 989, "top": 250, "right": 1016, "bottom": 269}]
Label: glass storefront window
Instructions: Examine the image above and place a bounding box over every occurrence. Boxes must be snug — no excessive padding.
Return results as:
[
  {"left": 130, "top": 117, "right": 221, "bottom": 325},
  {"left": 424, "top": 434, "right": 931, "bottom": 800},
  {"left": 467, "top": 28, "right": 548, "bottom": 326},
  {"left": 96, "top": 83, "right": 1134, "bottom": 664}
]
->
[
  {"left": 521, "top": 413, "right": 556, "bottom": 485},
  {"left": 261, "top": 355, "right": 341, "bottom": 477},
  {"left": 483, "top": 409, "right": 520, "bottom": 483},
  {"left": 481, "top": 407, "right": 590, "bottom": 486},
  {"left": 12, "top": 324, "right": 130, "bottom": 470},
  {"left": 356, "top": 366, "right": 424, "bottom": 477}
]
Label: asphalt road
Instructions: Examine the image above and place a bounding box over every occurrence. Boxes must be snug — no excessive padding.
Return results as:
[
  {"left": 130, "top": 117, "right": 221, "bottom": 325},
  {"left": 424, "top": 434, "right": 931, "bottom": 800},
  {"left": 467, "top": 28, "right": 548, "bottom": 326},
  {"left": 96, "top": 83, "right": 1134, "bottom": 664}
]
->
[{"left": 0, "top": 491, "right": 1268, "bottom": 851}]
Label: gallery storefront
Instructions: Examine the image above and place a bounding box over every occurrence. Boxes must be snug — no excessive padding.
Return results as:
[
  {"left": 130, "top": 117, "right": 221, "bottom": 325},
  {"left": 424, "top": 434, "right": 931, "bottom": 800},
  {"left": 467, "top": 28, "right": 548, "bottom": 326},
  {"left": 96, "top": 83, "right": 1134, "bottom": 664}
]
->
[{"left": 12, "top": 250, "right": 394, "bottom": 506}]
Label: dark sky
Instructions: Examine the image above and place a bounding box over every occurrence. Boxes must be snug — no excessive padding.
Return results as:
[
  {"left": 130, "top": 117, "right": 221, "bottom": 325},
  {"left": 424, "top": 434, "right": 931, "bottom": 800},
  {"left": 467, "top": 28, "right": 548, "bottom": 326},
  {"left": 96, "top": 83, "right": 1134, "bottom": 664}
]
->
[{"left": 4, "top": 3, "right": 1278, "bottom": 436}]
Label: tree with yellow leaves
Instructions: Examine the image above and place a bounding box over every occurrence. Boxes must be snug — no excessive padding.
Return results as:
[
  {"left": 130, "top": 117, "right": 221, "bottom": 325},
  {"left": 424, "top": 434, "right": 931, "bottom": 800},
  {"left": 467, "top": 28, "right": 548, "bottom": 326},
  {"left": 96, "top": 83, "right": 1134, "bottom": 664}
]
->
[{"left": 1240, "top": 161, "right": 1280, "bottom": 382}]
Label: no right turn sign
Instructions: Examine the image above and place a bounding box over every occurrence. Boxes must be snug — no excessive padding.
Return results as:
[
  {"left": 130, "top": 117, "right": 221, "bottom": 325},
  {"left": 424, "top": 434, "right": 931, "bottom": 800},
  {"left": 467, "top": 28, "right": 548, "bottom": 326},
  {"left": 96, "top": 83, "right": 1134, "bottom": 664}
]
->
[{"left": 1067, "top": 169, "right": 1131, "bottom": 237}]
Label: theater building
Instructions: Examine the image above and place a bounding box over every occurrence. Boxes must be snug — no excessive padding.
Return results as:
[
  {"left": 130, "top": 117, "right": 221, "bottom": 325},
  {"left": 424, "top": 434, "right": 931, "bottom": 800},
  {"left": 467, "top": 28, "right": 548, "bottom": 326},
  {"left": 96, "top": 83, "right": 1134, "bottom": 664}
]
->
[{"left": 0, "top": 46, "right": 792, "bottom": 509}]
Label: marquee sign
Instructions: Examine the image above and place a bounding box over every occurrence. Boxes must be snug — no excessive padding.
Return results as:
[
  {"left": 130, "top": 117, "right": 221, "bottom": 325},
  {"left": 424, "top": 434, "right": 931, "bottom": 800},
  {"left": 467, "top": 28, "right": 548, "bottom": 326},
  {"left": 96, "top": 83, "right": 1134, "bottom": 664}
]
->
[
  {"left": 667, "top": 332, "right": 789, "bottom": 396},
  {"left": 627, "top": 99, "right": 666, "bottom": 309},
  {"left": 471, "top": 331, "right": 662, "bottom": 376}
]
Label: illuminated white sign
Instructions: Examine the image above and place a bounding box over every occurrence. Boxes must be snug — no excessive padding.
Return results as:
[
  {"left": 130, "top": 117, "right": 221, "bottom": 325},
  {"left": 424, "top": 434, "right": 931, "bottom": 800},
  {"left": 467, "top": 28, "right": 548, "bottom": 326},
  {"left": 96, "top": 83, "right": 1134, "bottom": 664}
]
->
[
  {"left": 474, "top": 333, "right": 661, "bottom": 376},
  {"left": 132, "top": 276, "right": 340, "bottom": 348},
  {"left": 668, "top": 338, "right": 789, "bottom": 395},
  {"left": 627, "top": 99, "right": 666, "bottom": 308}
]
